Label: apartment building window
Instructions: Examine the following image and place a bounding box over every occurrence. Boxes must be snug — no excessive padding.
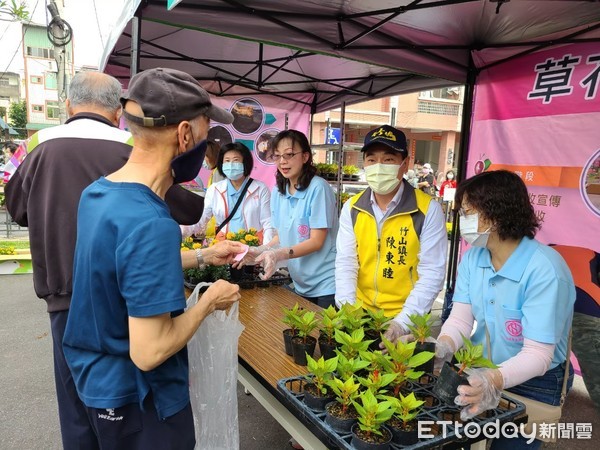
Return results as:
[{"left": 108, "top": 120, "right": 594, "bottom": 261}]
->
[
  {"left": 32, "top": 105, "right": 44, "bottom": 113},
  {"left": 46, "top": 101, "right": 60, "bottom": 119},
  {"left": 30, "top": 75, "right": 43, "bottom": 84},
  {"left": 26, "top": 46, "right": 55, "bottom": 59},
  {"left": 45, "top": 72, "right": 58, "bottom": 90},
  {"left": 0, "top": 77, "right": 9, "bottom": 86}
]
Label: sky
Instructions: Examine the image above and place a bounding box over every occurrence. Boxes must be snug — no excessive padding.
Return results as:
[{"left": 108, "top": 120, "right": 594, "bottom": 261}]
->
[{"left": 0, "top": 0, "right": 127, "bottom": 75}]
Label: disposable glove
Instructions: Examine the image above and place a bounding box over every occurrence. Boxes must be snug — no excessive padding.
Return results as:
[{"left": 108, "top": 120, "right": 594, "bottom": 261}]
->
[
  {"left": 455, "top": 368, "right": 502, "bottom": 421},
  {"left": 232, "top": 244, "right": 269, "bottom": 269},
  {"left": 379, "top": 321, "right": 408, "bottom": 347},
  {"left": 255, "top": 247, "right": 289, "bottom": 279},
  {"left": 433, "top": 338, "right": 455, "bottom": 374}
]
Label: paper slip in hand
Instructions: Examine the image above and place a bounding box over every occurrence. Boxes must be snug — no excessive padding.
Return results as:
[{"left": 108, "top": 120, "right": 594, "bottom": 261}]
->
[{"left": 233, "top": 244, "right": 250, "bottom": 262}]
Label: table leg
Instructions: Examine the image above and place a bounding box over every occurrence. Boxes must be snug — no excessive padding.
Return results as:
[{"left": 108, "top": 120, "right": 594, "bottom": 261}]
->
[{"left": 238, "top": 364, "right": 328, "bottom": 450}]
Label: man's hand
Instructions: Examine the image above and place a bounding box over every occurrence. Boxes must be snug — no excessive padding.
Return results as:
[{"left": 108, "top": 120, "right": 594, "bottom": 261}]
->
[
  {"left": 202, "top": 240, "right": 245, "bottom": 266},
  {"left": 455, "top": 368, "right": 503, "bottom": 420},
  {"left": 379, "top": 321, "right": 408, "bottom": 348},
  {"left": 200, "top": 279, "right": 241, "bottom": 313}
]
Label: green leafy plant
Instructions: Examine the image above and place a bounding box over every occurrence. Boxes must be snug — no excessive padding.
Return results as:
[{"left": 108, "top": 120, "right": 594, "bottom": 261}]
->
[
  {"left": 282, "top": 302, "right": 303, "bottom": 335},
  {"left": 297, "top": 310, "right": 319, "bottom": 344},
  {"left": 365, "top": 308, "right": 392, "bottom": 334},
  {"left": 342, "top": 164, "right": 359, "bottom": 175},
  {"left": 335, "top": 353, "right": 370, "bottom": 381},
  {"left": 359, "top": 350, "right": 391, "bottom": 374},
  {"left": 357, "top": 369, "right": 397, "bottom": 395},
  {"left": 327, "top": 376, "right": 361, "bottom": 416},
  {"left": 406, "top": 313, "right": 434, "bottom": 344},
  {"left": 353, "top": 389, "right": 395, "bottom": 438},
  {"left": 339, "top": 302, "right": 369, "bottom": 333},
  {"left": 306, "top": 354, "right": 338, "bottom": 396},
  {"left": 381, "top": 338, "right": 434, "bottom": 396},
  {"left": 455, "top": 334, "right": 498, "bottom": 375},
  {"left": 334, "top": 328, "right": 372, "bottom": 359},
  {"left": 183, "top": 265, "right": 230, "bottom": 283},
  {"left": 387, "top": 392, "right": 424, "bottom": 429},
  {"left": 319, "top": 305, "right": 342, "bottom": 344}
]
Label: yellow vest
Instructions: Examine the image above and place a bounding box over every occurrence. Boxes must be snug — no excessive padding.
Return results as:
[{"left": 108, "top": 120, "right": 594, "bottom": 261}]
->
[{"left": 350, "top": 182, "right": 432, "bottom": 317}]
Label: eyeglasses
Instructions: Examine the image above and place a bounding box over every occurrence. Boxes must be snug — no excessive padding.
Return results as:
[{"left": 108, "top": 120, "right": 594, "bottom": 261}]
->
[{"left": 272, "top": 152, "right": 302, "bottom": 162}]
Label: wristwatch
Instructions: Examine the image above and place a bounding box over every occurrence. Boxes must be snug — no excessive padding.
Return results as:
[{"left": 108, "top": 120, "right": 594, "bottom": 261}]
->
[{"left": 195, "top": 248, "right": 207, "bottom": 269}]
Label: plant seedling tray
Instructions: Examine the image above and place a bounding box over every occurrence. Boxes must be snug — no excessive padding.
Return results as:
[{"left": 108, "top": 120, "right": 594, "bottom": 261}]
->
[{"left": 277, "top": 375, "right": 526, "bottom": 450}]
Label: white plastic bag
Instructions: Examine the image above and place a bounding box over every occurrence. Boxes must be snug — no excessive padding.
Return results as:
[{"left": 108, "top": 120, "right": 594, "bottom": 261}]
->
[{"left": 186, "top": 284, "right": 245, "bottom": 450}]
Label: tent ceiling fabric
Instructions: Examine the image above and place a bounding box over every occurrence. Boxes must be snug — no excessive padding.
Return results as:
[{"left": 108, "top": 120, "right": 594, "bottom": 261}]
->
[{"left": 103, "top": 0, "right": 600, "bottom": 112}]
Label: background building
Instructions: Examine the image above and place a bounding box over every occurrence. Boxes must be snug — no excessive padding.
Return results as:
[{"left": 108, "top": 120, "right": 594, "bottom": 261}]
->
[{"left": 0, "top": 72, "right": 22, "bottom": 123}]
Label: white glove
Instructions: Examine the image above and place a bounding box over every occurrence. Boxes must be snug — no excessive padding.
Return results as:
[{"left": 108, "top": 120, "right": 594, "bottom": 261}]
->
[
  {"left": 433, "top": 338, "right": 455, "bottom": 374},
  {"left": 232, "top": 244, "right": 268, "bottom": 269},
  {"left": 255, "top": 247, "right": 289, "bottom": 279},
  {"left": 455, "top": 368, "right": 502, "bottom": 420},
  {"left": 379, "top": 321, "right": 408, "bottom": 346}
]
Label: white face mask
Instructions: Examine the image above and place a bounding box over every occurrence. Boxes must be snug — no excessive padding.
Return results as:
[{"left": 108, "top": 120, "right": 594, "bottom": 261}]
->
[
  {"left": 364, "top": 162, "right": 403, "bottom": 195},
  {"left": 459, "top": 212, "right": 491, "bottom": 248},
  {"left": 447, "top": 173, "right": 454, "bottom": 180}
]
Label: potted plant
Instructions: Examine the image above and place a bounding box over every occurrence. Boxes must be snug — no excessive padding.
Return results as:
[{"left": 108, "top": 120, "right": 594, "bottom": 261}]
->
[
  {"left": 406, "top": 313, "right": 436, "bottom": 374},
  {"left": 303, "top": 354, "right": 338, "bottom": 411},
  {"left": 380, "top": 337, "right": 434, "bottom": 397},
  {"left": 324, "top": 376, "right": 361, "bottom": 433},
  {"left": 342, "top": 164, "right": 360, "bottom": 181},
  {"left": 386, "top": 392, "right": 424, "bottom": 445},
  {"left": 351, "top": 389, "right": 394, "bottom": 450},
  {"left": 357, "top": 369, "right": 397, "bottom": 396},
  {"left": 318, "top": 305, "right": 342, "bottom": 360},
  {"left": 335, "top": 353, "right": 371, "bottom": 381},
  {"left": 433, "top": 335, "right": 497, "bottom": 405},
  {"left": 339, "top": 301, "right": 369, "bottom": 333},
  {"left": 291, "top": 310, "right": 319, "bottom": 365},
  {"left": 282, "top": 303, "right": 302, "bottom": 356},
  {"left": 225, "top": 228, "right": 261, "bottom": 285},
  {"left": 364, "top": 308, "right": 391, "bottom": 351},
  {"left": 334, "top": 328, "right": 372, "bottom": 360},
  {"left": 358, "top": 350, "right": 391, "bottom": 375}
]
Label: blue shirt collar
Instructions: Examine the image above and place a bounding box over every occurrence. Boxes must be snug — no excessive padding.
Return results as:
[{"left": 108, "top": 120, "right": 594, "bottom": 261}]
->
[
  {"left": 477, "top": 236, "right": 537, "bottom": 281},
  {"left": 285, "top": 182, "right": 308, "bottom": 199},
  {"left": 226, "top": 177, "right": 247, "bottom": 196}
]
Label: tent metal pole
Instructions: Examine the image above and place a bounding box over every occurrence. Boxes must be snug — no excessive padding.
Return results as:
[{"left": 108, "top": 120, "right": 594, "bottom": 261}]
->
[
  {"left": 336, "top": 102, "right": 346, "bottom": 211},
  {"left": 130, "top": 6, "right": 143, "bottom": 77},
  {"left": 446, "top": 55, "right": 476, "bottom": 291}
]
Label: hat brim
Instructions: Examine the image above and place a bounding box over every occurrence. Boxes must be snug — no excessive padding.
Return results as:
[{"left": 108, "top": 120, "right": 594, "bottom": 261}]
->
[
  {"left": 206, "top": 105, "right": 234, "bottom": 125},
  {"left": 361, "top": 140, "right": 407, "bottom": 155}
]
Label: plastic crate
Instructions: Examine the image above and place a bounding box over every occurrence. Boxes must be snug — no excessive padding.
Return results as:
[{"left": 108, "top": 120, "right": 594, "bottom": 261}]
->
[{"left": 277, "top": 375, "right": 526, "bottom": 449}]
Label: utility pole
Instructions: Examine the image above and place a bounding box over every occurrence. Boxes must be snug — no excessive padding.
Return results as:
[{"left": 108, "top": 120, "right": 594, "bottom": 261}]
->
[{"left": 46, "top": 1, "right": 72, "bottom": 124}]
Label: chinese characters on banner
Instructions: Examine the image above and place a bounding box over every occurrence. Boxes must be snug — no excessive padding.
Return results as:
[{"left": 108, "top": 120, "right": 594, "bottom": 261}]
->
[{"left": 470, "top": 42, "right": 600, "bottom": 252}]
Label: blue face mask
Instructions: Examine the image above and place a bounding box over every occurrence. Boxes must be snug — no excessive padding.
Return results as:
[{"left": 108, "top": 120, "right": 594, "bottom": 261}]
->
[{"left": 222, "top": 161, "right": 245, "bottom": 181}]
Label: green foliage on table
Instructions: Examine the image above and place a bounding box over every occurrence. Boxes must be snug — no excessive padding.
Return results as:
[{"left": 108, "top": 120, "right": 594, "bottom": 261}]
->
[
  {"left": 335, "top": 353, "right": 370, "bottom": 381},
  {"left": 339, "top": 302, "right": 369, "bottom": 333},
  {"left": 406, "top": 313, "right": 434, "bottom": 344},
  {"left": 359, "top": 350, "right": 391, "bottom": 374},
  {"left": 342, "top": 165, "right": 359, "bottom": 175},
  {"left": 184, "top": 264, "right": 230, "bottom": 283},
  {"left": 334, "top": 328, "right": 372, "bottom": 359},
  {"left": 380, "top": 338, "right": 434, "bottom": 396},
  {"left": 297, "top": 310, "right": 319, "bottom": 343},
  {"left": 327, "top": 376, "right": 361, "bottom": 415},
  {"left": 357, "top": 369, "right": 396, "bottom": 396},
  {"left": 352, "top": 389, "right": 395, "bottom": 438},
  {"left": 282, "top": 302, "right": 303, "bottom": 333},
  {"left": 455, "top": 334, "right": 498, "bottom": 375},
  {"left": 306, "top": 354, "right": 338, "bottom": 395},
  {"left": 319, "top": 305, "right": 343, "bottom": 343},
  {"left": 365, "top": 308, "right": 391, "bottom": 333},
  {"left": 387, "top": 392, "right": 424, "bottom": 427}
]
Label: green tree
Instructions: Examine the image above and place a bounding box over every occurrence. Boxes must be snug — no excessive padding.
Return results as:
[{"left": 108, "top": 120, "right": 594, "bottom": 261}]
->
[
  {"left": 0, "top": 1, "right": 29, "bottom": 21},
  {"left": 8, "top": 100, "right": 27, "bottom": 129},
  {"left": 0, "top": 106, "right": 6, "bottom": 120}
]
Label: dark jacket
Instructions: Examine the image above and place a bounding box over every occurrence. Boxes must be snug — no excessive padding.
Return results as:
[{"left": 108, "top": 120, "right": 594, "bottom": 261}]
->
[{"left": 5, "top": 113, "right": 204, "bottom": 312}]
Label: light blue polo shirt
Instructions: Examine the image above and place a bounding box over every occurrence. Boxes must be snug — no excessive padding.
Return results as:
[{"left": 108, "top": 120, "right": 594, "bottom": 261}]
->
[
  {"left": 453, "top": 237, "right": 575, "bottom": 369},
  {"left": 271, "top": 176, "right": 337, "bottom": 297},
  {"left": 226, "top": 178, "right": 249, "bottom": 233}
]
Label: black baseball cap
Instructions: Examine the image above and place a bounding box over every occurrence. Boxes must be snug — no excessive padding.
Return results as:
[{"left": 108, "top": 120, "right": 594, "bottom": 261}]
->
[
  {"left": 362, "top": 125, "right": 408, "bottom": 155},
  {"left": 121, "top": 68, "right": 234, "bottom": 127}
]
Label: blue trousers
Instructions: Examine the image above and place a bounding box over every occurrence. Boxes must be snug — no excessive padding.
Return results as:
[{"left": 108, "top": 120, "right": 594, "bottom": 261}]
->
[{"left": 50, "top": 310, "right": 100, "bottom": 450}]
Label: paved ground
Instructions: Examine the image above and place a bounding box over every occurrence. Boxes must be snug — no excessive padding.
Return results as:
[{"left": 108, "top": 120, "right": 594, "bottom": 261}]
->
[{"left": 1, "top": 273, "right": 598, "bottom": 449}]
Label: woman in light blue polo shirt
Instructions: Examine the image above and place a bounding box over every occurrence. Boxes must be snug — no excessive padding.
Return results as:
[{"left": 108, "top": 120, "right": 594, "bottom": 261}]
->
[
  {"left": 435, "top": 170, "right": 575, "bottom": 450},
  {"left": 253, "top": 129, "right": 338, "bottom": 307}
]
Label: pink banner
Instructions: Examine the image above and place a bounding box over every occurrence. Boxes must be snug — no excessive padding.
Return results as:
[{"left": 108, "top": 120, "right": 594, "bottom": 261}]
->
[
  {"left": 470, "top": 43, "right": 600, "bottom": 252},
  {"left": 195, "top": 93, "right": 310, "bottom": 189}
]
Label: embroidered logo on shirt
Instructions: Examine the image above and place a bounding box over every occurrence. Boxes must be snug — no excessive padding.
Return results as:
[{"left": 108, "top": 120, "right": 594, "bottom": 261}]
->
[
  {"left": 297, "top": 224, "right": 309, "bottom": 239},
  {"left": 505, "top": 319, "right": 523, "bottom": 337}
]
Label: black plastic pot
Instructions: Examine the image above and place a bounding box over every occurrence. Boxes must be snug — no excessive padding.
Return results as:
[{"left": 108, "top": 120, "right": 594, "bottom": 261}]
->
[
  {"left": 292, "top": 336, "right": 317, "bottom": 366},
  {"left": 414, "top": 341, "right": 436, "bottom": 374},
  {"left": 303, "top": 384, "right": 334, "bottom": 412},
  {"left": 325, "top": 402, "right": 358, "bottom": 434},
  {"left": 364, "top": 329, "right": 382, "bottom": 351},
  {"left": 350, "top": 423, "right": 392, "bottom": 450},
  {"left": 388, "top": 419, "right": 419, "bottom": 446},
  {"left": 318, "top": 338, "right": 337, "bottom": 360},
  {"left": 432, "top": 361, "right": 469, "bottom": 405},
  {"left": 283, "top": 329, "right": 297, "bottom": 356},
  {"left": 238, "top": 280, "right": 256, "bottom": 289}
]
